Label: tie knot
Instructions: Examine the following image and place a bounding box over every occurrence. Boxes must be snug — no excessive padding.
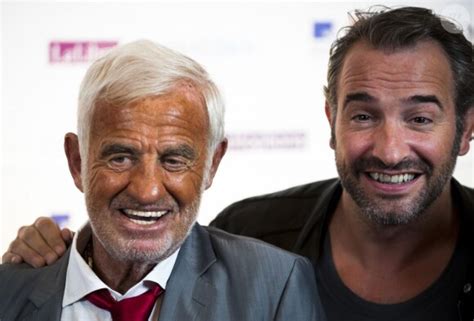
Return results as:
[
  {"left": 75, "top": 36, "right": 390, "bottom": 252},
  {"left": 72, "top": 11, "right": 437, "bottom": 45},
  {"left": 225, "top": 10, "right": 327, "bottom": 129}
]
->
[{"left": 85, "top": 284, "right": 164, "bottom": 321}]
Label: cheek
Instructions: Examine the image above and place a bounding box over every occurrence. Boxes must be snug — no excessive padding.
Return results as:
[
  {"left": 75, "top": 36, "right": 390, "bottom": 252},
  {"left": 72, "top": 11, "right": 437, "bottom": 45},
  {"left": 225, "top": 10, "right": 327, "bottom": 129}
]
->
[
  {"left": 406, "top": 125, "right": 457, "bottom": 162},
  {"left": 412, "top": 139, "right": 451, "bottom": 166},
  {"left": 86, "top": 167, "right": 128, "bottom": 201},
  {"left": 336, "top": 130, "right": 370, "bottom": 160},
  {"left": 164, "top": 170, "right": 205, "bottom": 205},
  {"left": 416, "top": 138, "right": 441, "bottom": 152}
]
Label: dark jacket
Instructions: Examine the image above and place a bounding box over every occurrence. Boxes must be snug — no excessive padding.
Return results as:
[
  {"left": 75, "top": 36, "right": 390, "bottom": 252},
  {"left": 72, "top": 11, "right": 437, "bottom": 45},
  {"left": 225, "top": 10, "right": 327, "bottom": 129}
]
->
[{"left": 211, "top": 178, "right": 474, "bottom": 320}]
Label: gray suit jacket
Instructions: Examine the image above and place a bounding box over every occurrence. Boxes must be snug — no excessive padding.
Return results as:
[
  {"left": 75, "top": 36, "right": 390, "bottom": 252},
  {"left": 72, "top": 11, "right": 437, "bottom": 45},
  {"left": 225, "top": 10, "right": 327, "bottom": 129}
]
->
[{"left": 0, "top": 224, "right": 325, "bottom": 321}]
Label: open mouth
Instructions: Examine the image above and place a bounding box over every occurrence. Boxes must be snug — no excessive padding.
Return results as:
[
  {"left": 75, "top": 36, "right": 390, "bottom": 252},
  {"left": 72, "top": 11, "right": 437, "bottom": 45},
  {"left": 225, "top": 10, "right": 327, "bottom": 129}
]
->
[
  {"left": 367, "top": 172, "right": 420, "bottom": 185},
  {"left": 121, "top": 209, "right": 169, "bottom": 225}
]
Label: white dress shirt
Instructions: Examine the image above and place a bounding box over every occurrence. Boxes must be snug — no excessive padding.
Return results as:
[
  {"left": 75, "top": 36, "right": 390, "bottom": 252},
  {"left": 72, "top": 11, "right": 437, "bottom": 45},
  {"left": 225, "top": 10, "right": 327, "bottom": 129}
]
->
[{"left": 61, "top": 225, "right": 179, "bottom": 321}]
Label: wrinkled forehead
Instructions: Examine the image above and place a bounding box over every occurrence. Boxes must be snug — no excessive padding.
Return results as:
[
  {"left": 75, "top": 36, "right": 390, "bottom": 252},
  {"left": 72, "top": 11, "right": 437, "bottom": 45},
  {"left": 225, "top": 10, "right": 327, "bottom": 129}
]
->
[
  {"left": 93, "top": 80, "right": 207, "bottom": 121},
  {"left": 88, "top": 83, "right": 210, "bottom": 141}
]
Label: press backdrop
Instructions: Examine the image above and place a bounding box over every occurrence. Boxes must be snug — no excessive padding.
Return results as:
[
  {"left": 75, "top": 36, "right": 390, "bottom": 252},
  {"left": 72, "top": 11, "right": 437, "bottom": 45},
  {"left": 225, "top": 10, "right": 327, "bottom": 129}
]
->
[{"left": 2, "top": 0, "right": 473, "bottom": 254}]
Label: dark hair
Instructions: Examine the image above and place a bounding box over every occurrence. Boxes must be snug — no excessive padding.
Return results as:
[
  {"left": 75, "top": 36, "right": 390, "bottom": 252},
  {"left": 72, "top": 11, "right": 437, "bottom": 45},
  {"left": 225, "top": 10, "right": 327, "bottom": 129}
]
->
[{"left": 324, "top": 6, "right": 474, "bottom": 131}]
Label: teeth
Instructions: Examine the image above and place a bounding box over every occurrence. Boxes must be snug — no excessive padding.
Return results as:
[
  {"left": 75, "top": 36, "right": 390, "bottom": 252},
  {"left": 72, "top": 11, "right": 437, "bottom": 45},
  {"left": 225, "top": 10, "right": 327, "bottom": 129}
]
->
[
  {"left": 129, "top": 218, "right": 156, "bottom": 225},
  {"left": 369, "top": 172, "right": 415, "bottom": 184},
  {"left": 122, "top": 209, "right": 168, "bottom": 224},
  {"left": 123, "top": 209, "right": 167, "bottom": 218}
]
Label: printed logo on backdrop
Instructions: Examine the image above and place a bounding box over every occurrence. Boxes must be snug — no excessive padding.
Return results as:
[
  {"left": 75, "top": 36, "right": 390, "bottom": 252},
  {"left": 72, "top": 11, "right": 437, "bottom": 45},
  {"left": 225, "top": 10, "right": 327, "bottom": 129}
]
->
[
  {"left": 313, "top": 21, "right": 334, "bottom": 39},
  {"left": 227, "top": 131, "right": 307, "bottom": 151},
  {"left": 49, "top": 41, "right": 118, "bottom": 63},
  {"left": 50, "top": 213, "right": 71, "bottom": 229}
]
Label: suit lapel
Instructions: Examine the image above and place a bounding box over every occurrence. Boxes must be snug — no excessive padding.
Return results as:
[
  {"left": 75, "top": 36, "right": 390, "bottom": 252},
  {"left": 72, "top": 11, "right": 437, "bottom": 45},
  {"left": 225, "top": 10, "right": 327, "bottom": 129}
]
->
[
  {"left": 18, "top": 250, "right": 70, "bottom": 321},
  {"left": 159, "top": 224, "right": 217, "bottom": 320}
]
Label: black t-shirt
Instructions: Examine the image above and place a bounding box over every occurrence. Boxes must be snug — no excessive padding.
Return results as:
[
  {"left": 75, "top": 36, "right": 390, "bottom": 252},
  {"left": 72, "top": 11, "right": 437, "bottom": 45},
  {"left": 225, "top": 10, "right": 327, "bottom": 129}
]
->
[{"left": 316, "top": 233, "right": 469, "bottom": 321}]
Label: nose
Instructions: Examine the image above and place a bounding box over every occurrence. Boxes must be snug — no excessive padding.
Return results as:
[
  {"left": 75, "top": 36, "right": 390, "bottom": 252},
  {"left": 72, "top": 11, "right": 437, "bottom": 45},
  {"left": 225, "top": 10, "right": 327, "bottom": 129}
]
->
[
  {"left": 126, "top": 160, "right": 165, "bottom": 204},
  {"left": 371, "top": 121, "right": 410, "bottom": 166}
]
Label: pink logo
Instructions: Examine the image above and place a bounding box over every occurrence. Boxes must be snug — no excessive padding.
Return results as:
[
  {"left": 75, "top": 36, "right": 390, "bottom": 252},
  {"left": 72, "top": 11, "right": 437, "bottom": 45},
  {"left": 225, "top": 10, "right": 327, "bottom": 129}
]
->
[{"left": 49, "top": 41, "right": 118, "bottom": 63}]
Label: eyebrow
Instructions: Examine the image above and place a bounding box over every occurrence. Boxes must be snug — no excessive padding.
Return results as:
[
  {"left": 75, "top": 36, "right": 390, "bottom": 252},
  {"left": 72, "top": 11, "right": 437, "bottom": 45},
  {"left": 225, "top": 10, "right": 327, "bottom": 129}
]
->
[
  {"left": 343, "top": 92, "right": 376, "bottom": 110},
  {"left": 100, "top": 144, "right": 138, "bottom": 158},
  {"left": 100, "top": 143, "right": 197, "bottom": 160},
  {"left": 403, "top": 95, "right": 444, "bottom": 110},
  {"left": 161, "top": 144, "right": 196, "bottom": 160},
  {"left": 343, "top": 92, "right": 444, "bottom": 111}
]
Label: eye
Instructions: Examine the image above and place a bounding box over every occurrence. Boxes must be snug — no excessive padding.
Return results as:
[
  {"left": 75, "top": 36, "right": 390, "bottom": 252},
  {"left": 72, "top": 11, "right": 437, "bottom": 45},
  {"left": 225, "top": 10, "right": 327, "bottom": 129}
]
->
[
  {"left": 411, "top": 116, "right": 432, "bottom": 124},
  {"left": 111, "top": 156, "right": 129, "bottom": 163},
  {"left": 161, "top": 156, "right": 189, "bottom": 172},
  {"left": 351, "top": 114, "right": 371, "bottom": 122},
  {"left": 108, "top": 155, "right": 133, "bottom": 170}
]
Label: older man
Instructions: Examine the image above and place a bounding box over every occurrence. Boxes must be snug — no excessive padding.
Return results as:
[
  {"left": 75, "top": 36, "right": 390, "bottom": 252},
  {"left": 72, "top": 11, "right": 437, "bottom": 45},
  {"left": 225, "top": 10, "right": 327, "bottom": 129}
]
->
[
  {"left": 4, "top": 6, "right": 474, "bottom": 321},
  {"left": 0, "top": 40, "right": 324, "bottom": 321}
]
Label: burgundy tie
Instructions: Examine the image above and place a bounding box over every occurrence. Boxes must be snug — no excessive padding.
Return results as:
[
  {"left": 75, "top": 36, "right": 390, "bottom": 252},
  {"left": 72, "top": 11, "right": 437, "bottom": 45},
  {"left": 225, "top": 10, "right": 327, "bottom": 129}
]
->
[{"left": 85, "top": 284, "right": 163, "bottom": 321}]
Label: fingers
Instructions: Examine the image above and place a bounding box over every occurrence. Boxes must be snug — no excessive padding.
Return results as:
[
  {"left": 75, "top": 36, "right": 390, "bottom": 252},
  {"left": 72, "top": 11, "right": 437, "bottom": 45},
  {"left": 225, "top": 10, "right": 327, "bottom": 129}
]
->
[
  {"left": 4, "top": 238, "right": 48, "bottom": 268},
  {"left": 2, "top": 217, "right": 72, "bottom": 268},
  {"left": 60, "top": 228, "right": 74, "bottom": 245},
  {"left": 1, "top": 252, "right": 23, "bottom": 264},
  {"left": 8, "top": 217, "right": 65, "bottom": 267},
  {"left": 32, "top": 217, "right": 68, "bottom": 260}
]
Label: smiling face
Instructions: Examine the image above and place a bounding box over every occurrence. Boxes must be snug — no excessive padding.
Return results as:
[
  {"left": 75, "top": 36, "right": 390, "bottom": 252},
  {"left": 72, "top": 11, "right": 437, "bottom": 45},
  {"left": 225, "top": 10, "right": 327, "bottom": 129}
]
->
[
  {"left": 66, "top": 84, "right": 225, "bottom": 264},
  {"left": 328, "top": 40, "right": 471, "bottom": 225}
]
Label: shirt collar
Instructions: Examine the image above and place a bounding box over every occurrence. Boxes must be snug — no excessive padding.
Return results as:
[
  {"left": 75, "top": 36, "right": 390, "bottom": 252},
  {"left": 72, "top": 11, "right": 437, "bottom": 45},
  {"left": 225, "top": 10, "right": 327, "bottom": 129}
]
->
[{"left": 62, "top": 223, "right": 179, "bottom": 307}]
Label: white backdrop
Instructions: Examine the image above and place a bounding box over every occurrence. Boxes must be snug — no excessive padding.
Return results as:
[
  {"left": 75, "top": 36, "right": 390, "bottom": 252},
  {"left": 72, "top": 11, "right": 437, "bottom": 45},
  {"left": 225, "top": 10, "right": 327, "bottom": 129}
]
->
[{"left": 1, "top": 1, "right": 473, "bottom": 255}]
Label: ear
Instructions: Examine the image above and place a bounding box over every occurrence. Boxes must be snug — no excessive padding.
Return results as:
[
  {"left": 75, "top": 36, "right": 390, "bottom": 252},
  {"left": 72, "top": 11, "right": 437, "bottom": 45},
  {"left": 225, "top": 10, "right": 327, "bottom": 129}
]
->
[
  {"left": 64, "top": 133, "right": 84, "bottom": 192},
  {"left": 204, "top": 139, "right": 228, "bottom": 190},
  {"left": 458, "top": 108, "right": 474, "bottom": 156},
  {"left": 325, "top": 101, "right": 335, "bottom": 150}
]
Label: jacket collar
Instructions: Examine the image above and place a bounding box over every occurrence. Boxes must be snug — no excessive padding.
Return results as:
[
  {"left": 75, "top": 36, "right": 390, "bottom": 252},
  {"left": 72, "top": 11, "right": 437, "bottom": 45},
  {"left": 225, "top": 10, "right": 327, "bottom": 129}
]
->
[{"left": 158, "top": 223, "right": 217, "bottom": 320}]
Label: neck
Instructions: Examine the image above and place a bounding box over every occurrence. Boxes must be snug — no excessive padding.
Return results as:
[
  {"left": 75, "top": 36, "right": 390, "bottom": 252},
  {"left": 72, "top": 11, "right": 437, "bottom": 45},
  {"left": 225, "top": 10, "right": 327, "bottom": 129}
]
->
[
  {"left": 87, "top": 236, "right": 156, "bottom": 294},
  {"left": 329, "top": 183, "right": 459, "bottom": 303}
]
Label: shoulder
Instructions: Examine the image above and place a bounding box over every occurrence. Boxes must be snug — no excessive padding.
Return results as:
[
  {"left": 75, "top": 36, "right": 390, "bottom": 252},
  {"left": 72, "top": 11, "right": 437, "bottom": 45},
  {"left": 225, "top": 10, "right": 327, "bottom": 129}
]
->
[
  {"left": 452, "top": 179, "right": 474, "bottom": 237},
  {"left": 454, "top": 179, "right": 474, "bottom": 199},
  {"left": 0, "top": 252, "right": 69, "bottom": 317},
  {"left": 168, "top": 225, "right": 324, "bottom": 320},
  {"left": 210, "top": 178, "right": 339, "bottom": 250},
  {"left": 197, "top": 226, "right": 324, "bottom": 319},
  {"left": 0, "top": 262, "right": 44, "bottom": 290},
  {"left": 452, "top": 178, "right": 474, "bottom": 215},
  {"left": 213, "top": 178, "right": 339, "bottom": 228},
  {"left": 203, "top": 225, "right": 314, "bottom": 276},
  {"left": 0, "top": 263, "right": 48, "bottom": 315}
]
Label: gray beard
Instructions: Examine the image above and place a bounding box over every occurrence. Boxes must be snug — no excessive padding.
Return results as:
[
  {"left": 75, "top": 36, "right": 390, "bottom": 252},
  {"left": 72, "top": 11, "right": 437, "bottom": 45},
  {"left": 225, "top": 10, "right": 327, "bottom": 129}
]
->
[{"left": 85, "top": 190, "right": 202, "bottom": 265}]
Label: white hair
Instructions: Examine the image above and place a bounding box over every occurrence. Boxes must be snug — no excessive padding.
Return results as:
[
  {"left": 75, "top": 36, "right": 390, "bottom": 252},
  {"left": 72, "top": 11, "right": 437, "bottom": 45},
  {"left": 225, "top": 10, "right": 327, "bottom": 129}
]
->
[{"left": 77, "top": 39, "right": 225, "bottom": 168}]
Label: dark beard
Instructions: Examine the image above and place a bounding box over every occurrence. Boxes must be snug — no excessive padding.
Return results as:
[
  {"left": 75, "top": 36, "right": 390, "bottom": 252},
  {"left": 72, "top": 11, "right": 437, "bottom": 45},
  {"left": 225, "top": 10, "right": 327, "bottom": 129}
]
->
[{"left": 335, "top": 140, "right": 459, "bottom": 226}]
